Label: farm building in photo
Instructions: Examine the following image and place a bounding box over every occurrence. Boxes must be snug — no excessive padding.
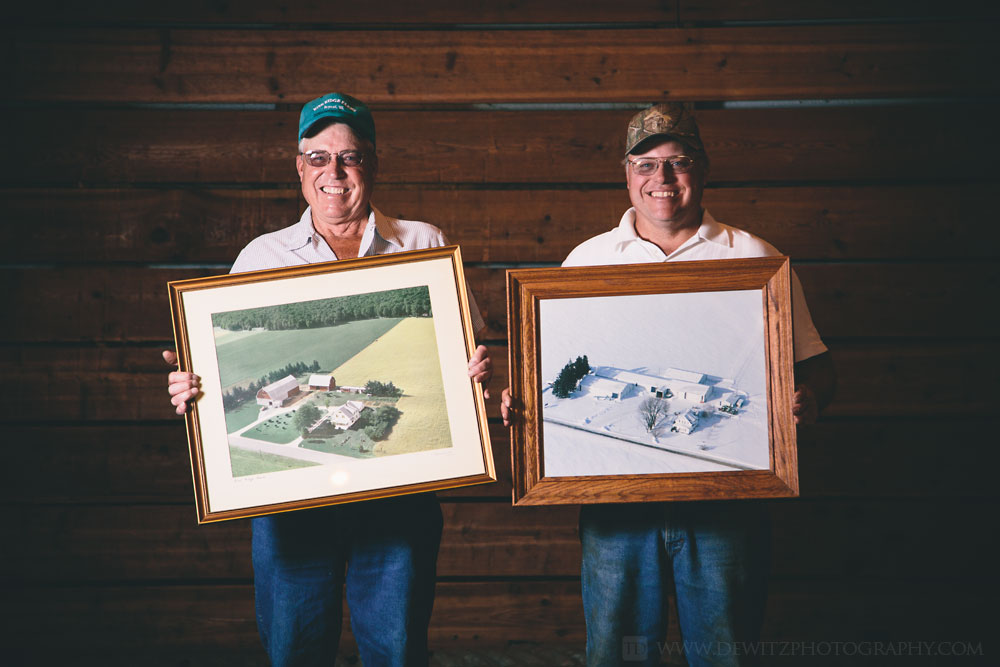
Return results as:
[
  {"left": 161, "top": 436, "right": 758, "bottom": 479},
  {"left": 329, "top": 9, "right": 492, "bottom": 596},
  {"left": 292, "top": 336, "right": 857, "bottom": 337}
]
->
[
  {"left": 308, "top": 374, "right": 336, "bottom": 390},
  {"left": 592, "top": 366, "right": 712, "bottom": 403},
  {"left": 331, "top": 400, "right": 366, "bottom": 429},
  {"left": 672, "top": 408, "right": 701, "bottom": 435},
  {"left": 582, "top": 375, "right": 632, "bottom": 401},
  {"left": 721, "top": 393, "right": 746, "bottom": 410},
  {"left": 256, "top": 375, "right": 301, "bottom": 408},
  {"left": 680, "top": 384, "right": 710, "bottom": 403}
]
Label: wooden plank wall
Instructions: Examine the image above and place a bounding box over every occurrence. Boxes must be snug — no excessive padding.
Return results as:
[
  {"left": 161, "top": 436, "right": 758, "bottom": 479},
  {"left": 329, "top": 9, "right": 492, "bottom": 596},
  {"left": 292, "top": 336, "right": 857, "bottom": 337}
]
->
[{"left": 3, "top": 2, "right": 998, "bottom": 665}]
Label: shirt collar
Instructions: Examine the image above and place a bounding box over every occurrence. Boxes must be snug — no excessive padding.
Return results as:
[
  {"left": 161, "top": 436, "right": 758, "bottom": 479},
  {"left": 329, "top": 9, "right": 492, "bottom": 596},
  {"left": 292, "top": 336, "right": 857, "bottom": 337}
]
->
[
  {"left": 613, "top": 208, "right": 730, "bottom": 255},
  {"left": 369, "top": 205, "right": 404, "bottom": 249},
  {"left": 290, "top": 205, "right": 401, "bottom": 255}
]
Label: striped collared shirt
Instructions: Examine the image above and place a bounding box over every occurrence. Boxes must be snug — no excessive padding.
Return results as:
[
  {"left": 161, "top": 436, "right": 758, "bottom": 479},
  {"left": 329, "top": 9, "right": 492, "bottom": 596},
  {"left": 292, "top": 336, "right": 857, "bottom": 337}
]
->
[{"left": 231, "top": 204, "right": 486, "bottom": 334}]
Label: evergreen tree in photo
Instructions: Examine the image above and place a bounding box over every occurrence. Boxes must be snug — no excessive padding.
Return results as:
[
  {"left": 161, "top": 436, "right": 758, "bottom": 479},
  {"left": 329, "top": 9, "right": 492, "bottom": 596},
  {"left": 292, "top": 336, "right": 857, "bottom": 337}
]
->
[{"left": 551, "top": 355, "right": 591, "bottom": 399}]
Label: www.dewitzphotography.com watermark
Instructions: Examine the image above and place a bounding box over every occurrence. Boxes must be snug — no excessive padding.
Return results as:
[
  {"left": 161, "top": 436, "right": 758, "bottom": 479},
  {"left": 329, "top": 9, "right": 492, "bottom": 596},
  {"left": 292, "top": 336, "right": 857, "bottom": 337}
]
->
[{"left": 622, "top": 637, "right": 985, "bottom": 661}]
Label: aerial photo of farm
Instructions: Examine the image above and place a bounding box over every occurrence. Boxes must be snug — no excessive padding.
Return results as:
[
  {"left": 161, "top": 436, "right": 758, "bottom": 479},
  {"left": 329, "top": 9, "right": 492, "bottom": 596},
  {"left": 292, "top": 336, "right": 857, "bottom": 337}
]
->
[
  {"left": 210, "top": 286, "right": 452, "bottom": 478},
  {"left": 539, "top": 289, "right": 770, "bottom": 476}
]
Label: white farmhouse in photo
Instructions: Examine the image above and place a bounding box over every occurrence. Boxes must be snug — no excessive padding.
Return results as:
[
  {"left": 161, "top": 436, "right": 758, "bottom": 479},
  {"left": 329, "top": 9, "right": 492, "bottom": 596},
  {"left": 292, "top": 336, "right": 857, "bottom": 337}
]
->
[
  {"left": 672, "top": 408, "right": 701, "bottom": 435},
  {"left": 256, "top": 375, "right": 301, "bottom": 408},
  {"left": 331, "top": 400, "right": 366, "bottom": 429}
]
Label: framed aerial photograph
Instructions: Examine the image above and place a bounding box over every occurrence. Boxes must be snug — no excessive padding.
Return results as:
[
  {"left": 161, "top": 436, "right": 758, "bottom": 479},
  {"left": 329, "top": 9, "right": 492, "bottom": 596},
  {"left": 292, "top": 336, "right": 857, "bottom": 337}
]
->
[
  {"left": 507, "top": 257, "right": 798, "bottom": 505},
  {"left": 169, "top": 245, "right": 494, "bottom": 523}
]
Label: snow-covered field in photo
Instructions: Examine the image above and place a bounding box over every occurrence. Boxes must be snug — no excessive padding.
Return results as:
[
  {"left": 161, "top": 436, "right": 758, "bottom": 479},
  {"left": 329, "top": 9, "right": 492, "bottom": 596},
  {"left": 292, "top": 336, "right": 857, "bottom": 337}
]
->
[{"left": 539, "top": 290, "right": 769, "bottom": 476}]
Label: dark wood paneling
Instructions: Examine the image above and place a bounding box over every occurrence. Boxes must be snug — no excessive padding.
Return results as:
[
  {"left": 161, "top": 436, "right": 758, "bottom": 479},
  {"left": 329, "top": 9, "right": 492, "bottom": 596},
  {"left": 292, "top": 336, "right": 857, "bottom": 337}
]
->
[
  {"left": 678, "top": 0, "right": 1000, "bottom": 22},
  {"left": 10, "top": 500, "right": 996, "bottom": 584},
  {"left": 7, "top": 581, "right": 990, "bottom": 662},
  {"left": 8, "top": 1, "right": 679, "bottom": 25},
  {"left": 468, "top": 262, "right": 1000, "bottom": 340},
  {"left": 0, "top": 342, "right": 993, "bottom": 422},
  {"left": 3, "top": 419, "right": 994, "bottom": 504},
  {"left": 6, "top": 106, "right": 997, "bottom": 186},
  {"left": 9, "top": 0, "right": 999, "bottom": 26},
  {"left": 3, "top": 184, "right": 996, "bottom": 264},
  {"left": 4, "top": 9, "right": 997, "bottom": 664},
  {"left": 12, "top": 24, "right": 994, "bottom": 104},
  {"left": 5, "top": 262, "right": 995, "bottom": 342}
]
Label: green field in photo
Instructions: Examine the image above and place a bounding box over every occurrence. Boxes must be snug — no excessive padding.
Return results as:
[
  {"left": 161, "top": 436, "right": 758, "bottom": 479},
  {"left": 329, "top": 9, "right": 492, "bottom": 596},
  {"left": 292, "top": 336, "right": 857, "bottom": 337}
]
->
[
  {"left": 228, "top": 446, "right": 320, "bottom": 477},
  {"left": 214, "top": 317, "right": 404, "bottom": 391},
  {"left": 301, "top": 430, "right": 378, "bottom": 459},
  {"left": 224, "top": 401, "right": 262, "bottom": 434},
  {"left": 243, "top": 412, "right": 300, "bottom": 444}
]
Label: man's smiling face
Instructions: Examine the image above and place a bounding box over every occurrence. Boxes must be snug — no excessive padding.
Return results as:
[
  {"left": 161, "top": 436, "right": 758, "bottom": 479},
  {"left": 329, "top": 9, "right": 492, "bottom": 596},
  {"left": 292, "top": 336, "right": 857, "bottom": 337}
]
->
[
  {"left": 297, "top": 122, "right": 377, "bottom": 230},
  {"left": 626, "top": 138, "right": 706, "bottom": 236}
]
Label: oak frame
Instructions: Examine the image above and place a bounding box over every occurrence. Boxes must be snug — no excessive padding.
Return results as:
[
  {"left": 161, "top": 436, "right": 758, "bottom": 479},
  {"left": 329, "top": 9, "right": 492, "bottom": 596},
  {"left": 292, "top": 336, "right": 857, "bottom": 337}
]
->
[
  {"left": 507, "top": 257, "right": 798, "bottom": 506},
  {"left": 169, "top": 245, "right": 495, "bottom": 523}
]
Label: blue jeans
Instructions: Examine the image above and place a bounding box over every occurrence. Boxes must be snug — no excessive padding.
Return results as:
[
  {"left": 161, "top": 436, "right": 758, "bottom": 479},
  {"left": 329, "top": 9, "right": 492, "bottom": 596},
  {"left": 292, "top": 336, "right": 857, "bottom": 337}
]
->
[
  {"left": 580, "top": 502, "right": 770, "bottom": 667},
  {"left": 251, "top": 493, "right": 443, "bottom": 667}
]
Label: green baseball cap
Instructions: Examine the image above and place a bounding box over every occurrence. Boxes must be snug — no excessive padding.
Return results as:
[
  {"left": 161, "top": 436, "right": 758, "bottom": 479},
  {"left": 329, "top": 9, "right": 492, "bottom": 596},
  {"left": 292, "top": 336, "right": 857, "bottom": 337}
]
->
[
  {"left": 298, "top": 92, "right": 376, "bottom": 146},
  {"left": 625, "top": 102, "right": 704, "bottom": 155}
]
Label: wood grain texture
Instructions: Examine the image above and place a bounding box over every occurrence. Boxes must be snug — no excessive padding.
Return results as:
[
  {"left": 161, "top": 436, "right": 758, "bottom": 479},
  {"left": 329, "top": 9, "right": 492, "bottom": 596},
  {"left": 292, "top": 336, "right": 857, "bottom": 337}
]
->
[
  {"left": 11, "top": 24, "right": 996, "bottom": 104},
  {"left": 678, "top": 0, "right": 1000, "bottom": 22},
  {"left": 7, "top": 581, "right": 990, "bottom": 662},
  {"left": 8, "top": 1, "right": 680, "bottom": 26},
  {"left": 10, "top": 500, "right": 996, "bottom": 584},
  {"left": 0, "top": 341, "right": 993, "bottom": 422},
  {"left": 5, "top": 419, "right": 995, "bottom": 504},
  {"left": 4, "top": 262, "right": 995, "bottom": 343},
  {"left": 3, "top": 8, "right": 997, "bottom": 660},
  {"left": 5, "top": 106, "right": 997, "bottom": 186},
  {"left": 8, "top": 0, "right": 998, "bottom": 26},
  {"left": 3, "top": 185, "right": 997, "bottom": 264}
]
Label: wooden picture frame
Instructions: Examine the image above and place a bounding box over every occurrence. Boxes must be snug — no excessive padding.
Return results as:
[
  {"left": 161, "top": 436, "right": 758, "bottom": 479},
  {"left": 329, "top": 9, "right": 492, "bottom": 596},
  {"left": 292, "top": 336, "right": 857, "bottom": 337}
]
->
[
  {"left": 507, "top": 257, "right": 797, "bottom": 505},
  {"left": 169, "top": 245, "right": 495, "bottom": 523}
]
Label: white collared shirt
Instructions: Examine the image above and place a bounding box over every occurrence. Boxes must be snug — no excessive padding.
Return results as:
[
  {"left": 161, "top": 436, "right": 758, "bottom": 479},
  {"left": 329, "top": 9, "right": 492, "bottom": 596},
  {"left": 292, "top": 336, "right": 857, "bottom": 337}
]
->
[
  {"left": 563, "top": 208, "right": 827, "bottom": 362},
  {"left": 231, "top": 204, "right": 486, "bottom": 334}
]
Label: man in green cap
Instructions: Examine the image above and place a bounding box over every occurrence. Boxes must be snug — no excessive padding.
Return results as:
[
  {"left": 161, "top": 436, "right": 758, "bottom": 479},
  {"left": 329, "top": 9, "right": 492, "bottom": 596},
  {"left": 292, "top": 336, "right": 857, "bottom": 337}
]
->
[
  {"left": 164, "top": 92, "right": 493, "bottom": 666},
  {"left": 502, "top": 102, "right": 835, "bottom": 666}
]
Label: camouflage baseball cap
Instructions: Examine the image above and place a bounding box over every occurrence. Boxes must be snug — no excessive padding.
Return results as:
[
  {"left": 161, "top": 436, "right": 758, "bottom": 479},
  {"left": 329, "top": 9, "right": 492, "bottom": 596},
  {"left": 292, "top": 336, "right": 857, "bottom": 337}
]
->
[{"left": 625, "top": 102, "right": 704, "bottom": 155}]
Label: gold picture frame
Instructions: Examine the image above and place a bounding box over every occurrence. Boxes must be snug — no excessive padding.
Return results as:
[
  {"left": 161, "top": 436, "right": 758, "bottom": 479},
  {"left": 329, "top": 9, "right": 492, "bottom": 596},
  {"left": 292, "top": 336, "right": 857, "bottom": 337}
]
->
[
  {"left": 169, "top": 245, "right": 495, "bottom": 523},
  {"left": 507, "top": 257, "right": 797, "bottom": 505}
]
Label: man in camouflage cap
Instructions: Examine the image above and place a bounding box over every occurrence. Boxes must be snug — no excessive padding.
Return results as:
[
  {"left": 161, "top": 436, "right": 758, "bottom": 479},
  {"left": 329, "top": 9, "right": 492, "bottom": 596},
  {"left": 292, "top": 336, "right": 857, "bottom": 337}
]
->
[{"left": 503, "top": 102, "right": 835, "bottom": 666}]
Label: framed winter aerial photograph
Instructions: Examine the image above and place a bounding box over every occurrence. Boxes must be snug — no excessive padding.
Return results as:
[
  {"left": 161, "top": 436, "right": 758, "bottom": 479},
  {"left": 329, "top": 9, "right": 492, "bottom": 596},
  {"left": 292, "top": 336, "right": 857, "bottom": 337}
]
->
[
  {"left": 506, "top": 257, "right": 798, "bottom": 505},
  {"left": 169, "top": 245, "right": 495, "bottom": 523}
]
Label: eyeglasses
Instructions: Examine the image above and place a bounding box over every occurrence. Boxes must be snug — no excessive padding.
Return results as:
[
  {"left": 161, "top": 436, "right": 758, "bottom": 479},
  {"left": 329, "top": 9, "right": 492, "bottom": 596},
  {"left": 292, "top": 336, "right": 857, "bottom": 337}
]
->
[
  {"left": 299, "top": 150, "right": 367, "bottom": 168},
  {"left": 626, "top": 155, "right": 696, "bottom": 176}
]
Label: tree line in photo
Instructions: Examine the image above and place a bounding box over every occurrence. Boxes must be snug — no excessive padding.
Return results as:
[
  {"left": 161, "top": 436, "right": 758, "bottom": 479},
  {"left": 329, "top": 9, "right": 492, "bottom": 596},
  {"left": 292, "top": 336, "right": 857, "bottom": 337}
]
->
[
  {"left": 222, "top": 360, "right": 321, "bottom": 411},
  {"left": 363, "top": 380, "right": 403, "bottom": 398},
  {"left": 212, "top": 286, "right": 432, "bottom": 331},
  {"left": 552, "top": 355, "right": 591, "bottom": 398}
]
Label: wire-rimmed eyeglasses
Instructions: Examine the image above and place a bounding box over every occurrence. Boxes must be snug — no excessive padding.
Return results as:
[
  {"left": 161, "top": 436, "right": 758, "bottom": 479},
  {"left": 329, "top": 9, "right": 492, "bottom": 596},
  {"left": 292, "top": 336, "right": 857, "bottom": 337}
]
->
[
  {"left": 298, "top": 150, "right": 367, "bottom": 168},
  {"left": 626, "top": 155, "right": 696, "bottom": 176}
]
